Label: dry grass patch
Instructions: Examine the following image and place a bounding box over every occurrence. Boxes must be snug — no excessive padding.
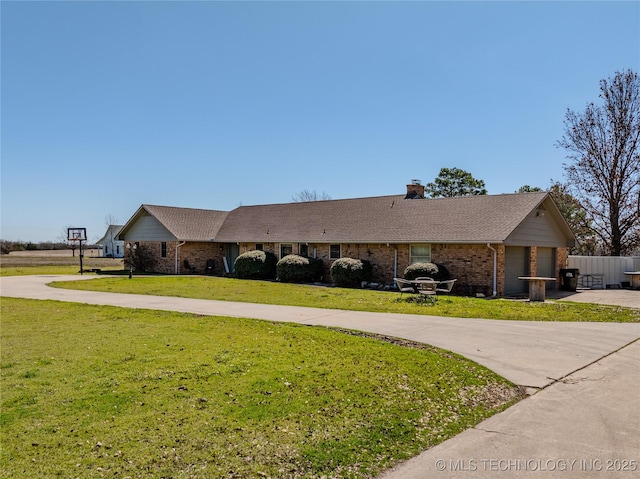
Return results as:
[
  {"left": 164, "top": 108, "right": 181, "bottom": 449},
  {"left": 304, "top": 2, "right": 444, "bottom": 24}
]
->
[{"left": 0, "top": 249, "right": 123, "bottom": 276}]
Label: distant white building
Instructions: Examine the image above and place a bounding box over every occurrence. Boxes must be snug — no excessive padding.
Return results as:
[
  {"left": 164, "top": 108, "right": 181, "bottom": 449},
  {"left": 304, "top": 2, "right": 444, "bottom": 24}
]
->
[{"left": 96, "top": 225, "right": 124, "bottom": 258}]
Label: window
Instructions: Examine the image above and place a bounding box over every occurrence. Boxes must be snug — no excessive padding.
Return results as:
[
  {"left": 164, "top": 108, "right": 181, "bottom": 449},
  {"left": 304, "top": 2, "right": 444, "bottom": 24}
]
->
[
  {"left": 410, "top": 244, "right": 431, "bottom": 264},
  {"left": 280, "top": 243, "right": 293, "bottom": 258},
  {"left": 116, "top": 245, "right": 120, "bottom": 255},
  {"left": 330, "top": 244, "right": 341, "bottom": 259},
  {"left": 161, "top": 242, "right": 167, "bottom": 258},
  {"left": 255, "top": 244, "right": 263, "bottom": 251},
  {"left": 299, "top": 244, "right": 309, "bottom": 257}
]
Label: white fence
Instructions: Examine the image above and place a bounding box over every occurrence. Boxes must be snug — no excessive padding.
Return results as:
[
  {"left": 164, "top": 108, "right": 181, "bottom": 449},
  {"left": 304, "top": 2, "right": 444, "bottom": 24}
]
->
[{"left": 568, "top": 256, "right": 640, "bottom": 287}]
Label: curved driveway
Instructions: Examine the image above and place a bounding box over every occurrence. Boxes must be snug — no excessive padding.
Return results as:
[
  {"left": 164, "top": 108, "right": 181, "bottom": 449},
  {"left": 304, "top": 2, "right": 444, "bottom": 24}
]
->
[
  {"left": 2, "top": 275, "right": 639, "bottom": 478},
  {"left": 1, "top": 275, "right": 637, "bottom": 389}
]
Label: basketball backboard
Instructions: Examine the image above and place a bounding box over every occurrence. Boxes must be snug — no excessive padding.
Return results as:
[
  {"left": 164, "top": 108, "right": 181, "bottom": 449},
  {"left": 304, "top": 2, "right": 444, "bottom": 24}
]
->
[{"left": 67, "top": 227, "right": 87, "bottom": 242}]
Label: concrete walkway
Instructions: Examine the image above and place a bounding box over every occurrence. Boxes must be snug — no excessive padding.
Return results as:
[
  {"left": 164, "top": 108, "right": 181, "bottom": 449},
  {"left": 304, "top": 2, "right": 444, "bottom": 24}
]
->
[
  {"left": 1, "top": 275, "right": 639, "bottom": 477},
  {"left": 380, "top": 340, "right": 640, "bottom": 479}
]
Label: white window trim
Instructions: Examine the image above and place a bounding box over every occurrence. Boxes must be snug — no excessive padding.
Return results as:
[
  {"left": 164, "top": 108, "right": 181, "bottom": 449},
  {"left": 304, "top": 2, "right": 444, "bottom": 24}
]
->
[{"left": 330, "top": 244, "right": 341, "bottom": 259}]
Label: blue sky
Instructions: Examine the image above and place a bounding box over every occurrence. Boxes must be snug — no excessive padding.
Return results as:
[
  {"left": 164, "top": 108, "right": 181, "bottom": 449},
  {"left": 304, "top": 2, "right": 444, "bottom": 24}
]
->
[{"left": 2, "top": 1, "right": 639, "bottom": 243}]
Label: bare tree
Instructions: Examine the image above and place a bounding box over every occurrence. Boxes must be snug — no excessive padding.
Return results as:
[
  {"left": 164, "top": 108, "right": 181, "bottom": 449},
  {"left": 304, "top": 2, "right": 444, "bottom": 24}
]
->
[
  {"left": 557, "top": 69, "right": 640, "bottom": 255},
  {"left": 105, "top": 214, "right": 118, "bottom": 226},
  {"left": 292, "top": 190, "right": 332, "bottom": 202},
  {"left": 103, "top": 214, "right": 119, "bottom": 258},
  {"left": 547, "top": 182, "right": 598, "bottom": 255},
  {"left": 59, "top": 225, "right": 77, "bottom": 257}
]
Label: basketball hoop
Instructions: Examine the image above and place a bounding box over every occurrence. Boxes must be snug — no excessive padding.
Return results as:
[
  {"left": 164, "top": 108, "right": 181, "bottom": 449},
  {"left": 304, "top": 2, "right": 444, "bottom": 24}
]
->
[
  {"left": 67, "top": 227, "right": 87, "bottom": 242},
  {"left": 67, "top": 227, "right": 87, "bottom": 274}
]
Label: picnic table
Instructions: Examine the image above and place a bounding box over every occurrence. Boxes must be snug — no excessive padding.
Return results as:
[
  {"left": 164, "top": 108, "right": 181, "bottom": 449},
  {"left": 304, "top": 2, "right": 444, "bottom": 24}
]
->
[{"left": 394, "top": 278, "right": 457, "bottom": 302}]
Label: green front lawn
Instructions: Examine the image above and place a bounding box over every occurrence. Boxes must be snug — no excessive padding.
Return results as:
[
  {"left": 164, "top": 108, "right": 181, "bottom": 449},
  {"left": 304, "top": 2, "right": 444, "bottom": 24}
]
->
[
  {"left": 51, "top": 276, "right": 640, "bottom": 322},
  {"left": 1, "top": 298, "right": 523, "bottom": 478}
]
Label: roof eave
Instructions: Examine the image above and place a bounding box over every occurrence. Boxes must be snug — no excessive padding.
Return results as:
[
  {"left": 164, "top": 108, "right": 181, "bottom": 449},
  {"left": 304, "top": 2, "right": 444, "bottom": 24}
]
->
[{"left": 217, "top": 238, "right": 506, "bottom": 245}]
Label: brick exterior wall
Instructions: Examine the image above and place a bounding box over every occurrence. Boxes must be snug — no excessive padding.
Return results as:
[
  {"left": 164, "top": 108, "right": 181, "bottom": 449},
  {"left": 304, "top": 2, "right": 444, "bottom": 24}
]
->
[
  {"left": 137, "top": 241, "right": 223, "bottom": 275},
  {"left": 431, "top": 244, "right": 501, "bottom": 297},
  {"left": 240, "top": 242, "right": 501, "bottom": 295},
  {"left": 139, "top": 240, "right": 567, "bottom": 297},
  {"left": 180, "top": 242, "right": 224, "bottom": 274}
]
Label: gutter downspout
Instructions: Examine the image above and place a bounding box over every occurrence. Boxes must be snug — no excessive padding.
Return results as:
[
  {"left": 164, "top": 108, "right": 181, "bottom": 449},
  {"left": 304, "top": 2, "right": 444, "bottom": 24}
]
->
[
  {"left": 393, "top": 246, "right": 398, "bottom": 279},
  {"left": 487, "top": 243, "right": 497, "bottom": 297},
  {"left": 175, "top": 241, "right": 186, "bottom": 275}
]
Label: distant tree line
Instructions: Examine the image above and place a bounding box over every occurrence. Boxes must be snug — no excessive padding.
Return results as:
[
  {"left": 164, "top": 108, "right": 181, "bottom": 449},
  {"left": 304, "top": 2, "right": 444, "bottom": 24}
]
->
[{"left": 0, "top": 240, "right": 98, "bottom": 255}]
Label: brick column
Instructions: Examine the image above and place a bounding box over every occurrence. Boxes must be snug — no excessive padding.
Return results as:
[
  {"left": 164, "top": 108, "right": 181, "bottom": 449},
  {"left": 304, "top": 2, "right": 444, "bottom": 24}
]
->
[{"left": 529, "top": 246, "right": 537, "bottom": 277}]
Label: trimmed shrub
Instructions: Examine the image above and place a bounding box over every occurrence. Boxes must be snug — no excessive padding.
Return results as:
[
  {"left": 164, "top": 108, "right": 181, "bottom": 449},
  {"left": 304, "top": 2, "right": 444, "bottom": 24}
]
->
[
  {"left": 234, "top": 250, "right": 277, "bottom": 280},
  {"left": 330, "top": 257, "right": 373, "bottom": 288},
  {"left": 277, "top": 254, "right": 324, "bottom": 283},
  {"left": 403, "top": 262, "right": 450, "bottom": 281}
]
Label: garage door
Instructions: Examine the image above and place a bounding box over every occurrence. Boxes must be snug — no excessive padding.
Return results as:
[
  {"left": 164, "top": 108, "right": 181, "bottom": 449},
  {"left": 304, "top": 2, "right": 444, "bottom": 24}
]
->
[
  {"left": 537, "top": 247, "right": 557, "bottom": 289},
  {"left": 505, "top": 247, "right": 529, "bottom": 295}
]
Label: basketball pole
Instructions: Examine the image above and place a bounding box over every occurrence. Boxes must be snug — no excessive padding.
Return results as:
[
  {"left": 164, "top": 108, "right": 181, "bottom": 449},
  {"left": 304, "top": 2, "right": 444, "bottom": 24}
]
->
[
  {"left": 79, "top": 238, "right": 83, "bottom": 275},
  {"left": 68, "top": 228, "right": 87, "bottom": 275}
]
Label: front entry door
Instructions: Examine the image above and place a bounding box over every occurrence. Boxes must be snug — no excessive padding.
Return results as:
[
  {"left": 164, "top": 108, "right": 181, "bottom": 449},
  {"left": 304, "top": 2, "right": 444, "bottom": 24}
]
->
[{"left": 225, "top": 244, "right": 240, "bottom": 273}]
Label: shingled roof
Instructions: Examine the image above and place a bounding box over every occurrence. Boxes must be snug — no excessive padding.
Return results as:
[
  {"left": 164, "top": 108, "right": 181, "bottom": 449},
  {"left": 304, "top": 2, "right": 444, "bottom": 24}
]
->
[
  {"left": 215, "top": 191, "right": 567, "bottom": 244},
  {"left": 119, "top": 192, "right": 575, "bottom": 245}
]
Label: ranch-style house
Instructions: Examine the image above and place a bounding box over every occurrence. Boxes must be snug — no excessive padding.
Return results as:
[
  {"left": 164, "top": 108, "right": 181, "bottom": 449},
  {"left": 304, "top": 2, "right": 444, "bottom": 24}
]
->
[{"left": 117, "top": 183, "right": 576, "bottom": 297}]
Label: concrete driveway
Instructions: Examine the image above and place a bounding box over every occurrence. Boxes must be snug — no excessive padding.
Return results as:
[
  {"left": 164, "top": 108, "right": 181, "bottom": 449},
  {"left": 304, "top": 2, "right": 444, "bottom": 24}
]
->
[
  {"left": 1, "top": 275, "right": 639, "bottom": 477},
  {"left": 549, "top": 288, "right": 640, "bottom": 309},
  {"left": 1, "top": 275, "right": 638, "bottom": 389}
]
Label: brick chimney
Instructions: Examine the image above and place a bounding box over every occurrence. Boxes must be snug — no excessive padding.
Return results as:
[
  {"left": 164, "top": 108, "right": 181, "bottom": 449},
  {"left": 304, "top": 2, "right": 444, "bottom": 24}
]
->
[{"left": 405, "top": 179, "right": 425, "bottom": 199}]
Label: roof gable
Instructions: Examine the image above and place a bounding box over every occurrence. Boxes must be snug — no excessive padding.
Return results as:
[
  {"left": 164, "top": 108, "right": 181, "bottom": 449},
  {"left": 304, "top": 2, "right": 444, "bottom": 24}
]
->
[
  {"left": 506, "top": 195, "right": 576, "bottom": 247},
  {"left": 118, "top": 205, "right": 228, "bottom": 242}
]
